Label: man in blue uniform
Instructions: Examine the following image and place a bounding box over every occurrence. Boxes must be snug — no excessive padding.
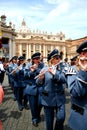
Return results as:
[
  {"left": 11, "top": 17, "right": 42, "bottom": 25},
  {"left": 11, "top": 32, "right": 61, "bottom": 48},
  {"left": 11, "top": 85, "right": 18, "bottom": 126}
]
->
[
  {"left": 11, "top": 56, "right": 29, "bottom": 111},
  {"left": 66, "top": 41, "right": 87, "bottom": 130},
  {"left": 23, "top": 52, "right": 44, "bottom": 127},
  {"left": 63, "top": 58, "right": 70, "bottom": 68},
  {"left": 8, "top": 56, "right": 18, "bottom": 100},
  {"left": 36, "top": 49, "right": 66, "bottom": 130},
  {"left": 70, "top": 54, "right": 79, "bottom": 66}
]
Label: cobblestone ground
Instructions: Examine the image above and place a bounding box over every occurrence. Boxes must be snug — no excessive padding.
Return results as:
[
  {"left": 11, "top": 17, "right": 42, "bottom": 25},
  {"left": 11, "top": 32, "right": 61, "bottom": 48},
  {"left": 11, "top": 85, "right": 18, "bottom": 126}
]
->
[{"left": 0, "top": 74, "right": 72, "bottom": 130}]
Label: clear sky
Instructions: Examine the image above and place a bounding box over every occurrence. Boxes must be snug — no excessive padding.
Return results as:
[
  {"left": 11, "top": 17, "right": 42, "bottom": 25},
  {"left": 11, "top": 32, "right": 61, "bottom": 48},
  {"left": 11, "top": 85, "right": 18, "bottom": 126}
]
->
[{"left": 0, "top": 0, "right": 87, "bottom": 40}]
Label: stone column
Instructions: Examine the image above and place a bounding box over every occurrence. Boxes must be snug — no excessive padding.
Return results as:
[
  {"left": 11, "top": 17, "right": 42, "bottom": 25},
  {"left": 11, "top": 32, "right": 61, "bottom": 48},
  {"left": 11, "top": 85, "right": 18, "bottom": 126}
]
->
[
  {"left": 33, "top": 44, "right": 35, "bottom": 53},
  {"left": 29, "top": 44, "right": 31, "bottom": 59},
  {"left": 63, "top": 46, "right": 66, "bottom": 60},
  {"left": 43, "top": 45, "right": 46, "bottom": 57},
  {"left": 39, "top": 44, "right": 41, "bottom": 53},
  {"left": 12, "top": 40, "right": 16, "bottom": 56},
  {"left": 26, "top": 44, "right": 28, "bottom": 59},
  {"left": 45, "top": 45, "right": 47, "bottom": 58},
  {"left": 19, "top": 44, "right": 22, "bottom": 56},
  {"left": 43, "top": 44, "right": 46, "bottom": 62},
  {"left": 51, "top": 45, "right": 53, "bottom": 51},
  {"left": 9, "top": 39, "right": 12, "bottom": 59}
]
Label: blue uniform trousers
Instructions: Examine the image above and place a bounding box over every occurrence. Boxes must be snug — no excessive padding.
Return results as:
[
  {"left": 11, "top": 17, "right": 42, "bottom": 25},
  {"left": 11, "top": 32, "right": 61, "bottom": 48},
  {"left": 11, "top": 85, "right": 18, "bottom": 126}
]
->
[
  {"left": 10, "top": 79, "right": 17, "bottom": 100},
  {"left": 16, "top": 87, "right": 28, "bottom": 109},
  {"left": 44, "top": 104, "right": 65, "bottom": 130},
  {"left": 27, "top": 94, "right": 42, "bottom": 123},
  {"left": 13, "top": 87, "right": 18, "bottom": 100}
]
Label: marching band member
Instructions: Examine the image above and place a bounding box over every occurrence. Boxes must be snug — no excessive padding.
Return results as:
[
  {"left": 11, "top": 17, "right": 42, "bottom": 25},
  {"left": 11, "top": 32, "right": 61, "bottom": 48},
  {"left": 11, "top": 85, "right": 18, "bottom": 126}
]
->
[
  {"left": 23, "top": 52, "right": 44, "bottom": 127},
  {"left": 66, "top": 41, "right": 87, "bottom": 130},
  {"left": 69, "top": 54, "right": 79, "bottom": 73},
  {"left": 70, "top": 54, "right": 79, "bottom": 66},
  {"left": 8, "top": 56, "right": 18, "bottom": 100},
  {"left": 63, "top": 58, "right": 70, "bottom": 68},
  {"left": 36, "top": 49, "right": 66, "bottom": 130},
  {"left": 12, "top": 56, "right": 29, "bottom": 111}
]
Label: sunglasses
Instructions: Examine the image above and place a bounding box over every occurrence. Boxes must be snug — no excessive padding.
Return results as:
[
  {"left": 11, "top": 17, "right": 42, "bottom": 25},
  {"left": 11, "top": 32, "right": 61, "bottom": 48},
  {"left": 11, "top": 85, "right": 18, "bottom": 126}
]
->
[
  {"left": 54, "top": 56, "right": 60, "bottom": 60},
  {"left": 33, "top": 57, "right": 40, "bottom": 60}
]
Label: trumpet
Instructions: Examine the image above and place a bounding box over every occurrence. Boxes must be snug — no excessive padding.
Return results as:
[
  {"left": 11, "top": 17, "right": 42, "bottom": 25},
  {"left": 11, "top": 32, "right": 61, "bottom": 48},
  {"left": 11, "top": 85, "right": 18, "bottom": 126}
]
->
[{"left": 34, "top": 62, "right": 60, "bottom": 79}]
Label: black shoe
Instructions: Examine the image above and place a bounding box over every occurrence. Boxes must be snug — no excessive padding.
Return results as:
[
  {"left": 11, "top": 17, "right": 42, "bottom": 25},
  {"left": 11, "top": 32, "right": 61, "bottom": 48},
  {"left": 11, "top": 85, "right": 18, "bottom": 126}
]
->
[
  {"left": 14, "top": 98, "right": 16, "bottom": 101},
  {"left": 37, "top": 117, "right": 41, "bottom": 123},
  {"left": 24, "top": 105, "right": 29, "bottom": 110},
  {"left": 32, "top": 122, "right": 38, "bottom": 127},
  {"left": 19, "top": 107, "right": 23, "bottom": 111}
]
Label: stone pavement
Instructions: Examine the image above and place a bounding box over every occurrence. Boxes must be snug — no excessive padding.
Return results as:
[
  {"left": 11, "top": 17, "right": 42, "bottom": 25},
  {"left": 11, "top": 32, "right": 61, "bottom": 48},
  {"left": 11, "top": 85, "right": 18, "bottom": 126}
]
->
[{"left": 0, "top": 74, "right": 72, "bottom": 130}]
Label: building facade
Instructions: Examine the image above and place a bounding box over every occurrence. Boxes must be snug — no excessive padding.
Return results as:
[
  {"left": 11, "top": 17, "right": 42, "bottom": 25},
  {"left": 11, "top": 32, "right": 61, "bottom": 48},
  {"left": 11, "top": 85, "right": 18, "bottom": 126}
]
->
[
  {"left": 66, "top": 37, "right": 87, "bottom": 61},
  {"left": 15, "top": 19, "right": 66, "bottom": 63}
]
